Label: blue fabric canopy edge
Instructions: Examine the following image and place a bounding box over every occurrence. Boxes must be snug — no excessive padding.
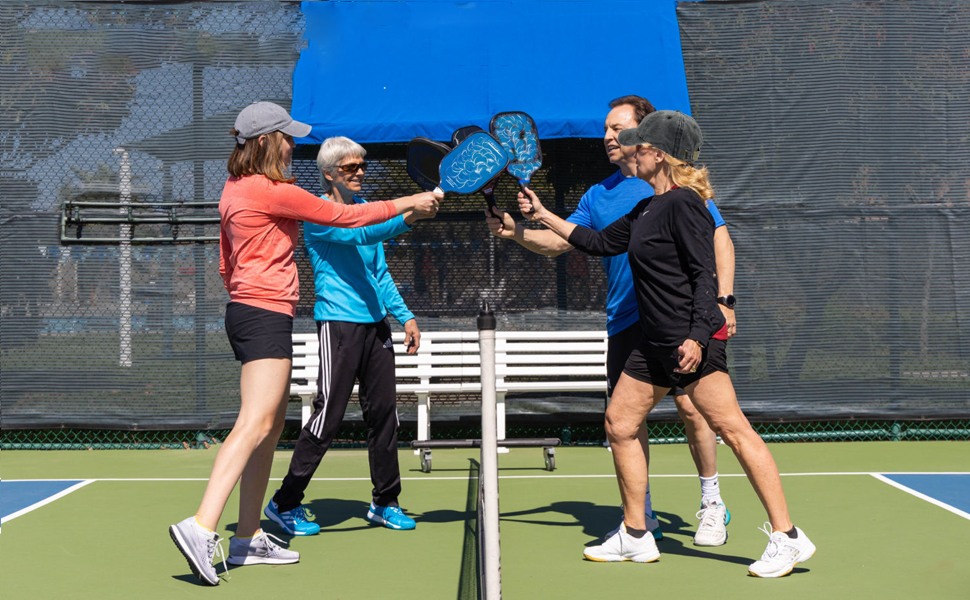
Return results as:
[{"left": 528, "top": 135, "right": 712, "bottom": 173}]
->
[{"left": 292, "top": 1, "right": 695, "bottom": 144}]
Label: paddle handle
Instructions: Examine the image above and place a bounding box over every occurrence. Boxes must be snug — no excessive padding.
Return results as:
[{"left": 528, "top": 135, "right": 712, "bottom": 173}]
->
[{"left": 483, "top": 183, "right": 497, "bottom": 212}]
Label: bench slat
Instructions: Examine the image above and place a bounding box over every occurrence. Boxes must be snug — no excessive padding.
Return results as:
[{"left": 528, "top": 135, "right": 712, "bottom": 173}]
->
[{"left": 497, "top": 342, "right": 607, "bottom": 353}]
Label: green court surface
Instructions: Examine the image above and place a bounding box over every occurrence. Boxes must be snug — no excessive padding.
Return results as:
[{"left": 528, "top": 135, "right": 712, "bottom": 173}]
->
[{"left": 2, "top": 442, "right": 968, "bottom": 599}]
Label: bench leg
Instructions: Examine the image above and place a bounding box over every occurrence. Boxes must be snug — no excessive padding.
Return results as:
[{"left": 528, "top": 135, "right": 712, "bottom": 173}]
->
[
  {"left": 301, "top": 395, "right": 312, "bottom": 429},
  {"left": 496, "top": 392, "right": 509, "bottom": 454},
  {"left": 415, "top": 392, "right": 430, "bottom": 455}
]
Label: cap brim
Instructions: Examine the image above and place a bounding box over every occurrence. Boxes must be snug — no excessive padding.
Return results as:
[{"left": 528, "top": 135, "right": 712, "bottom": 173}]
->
[
  {"left": 617, "top": 128, "right": 645, "bottom": 147},
  {"left": 281, "top": 120, "right": 312, "bottom": 140}
]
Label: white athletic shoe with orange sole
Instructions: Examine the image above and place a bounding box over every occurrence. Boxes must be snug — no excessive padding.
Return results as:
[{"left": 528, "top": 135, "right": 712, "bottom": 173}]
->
[
  {"left": 748, "top": 523, "right": 816, "bottom": 578},
  {"left": 583, "top": 523, "right": 661, "bottom": 563}
]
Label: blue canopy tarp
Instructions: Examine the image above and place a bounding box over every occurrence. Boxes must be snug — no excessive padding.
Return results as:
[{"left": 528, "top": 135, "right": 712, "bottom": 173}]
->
[{"left": 292, "top": 0, "right": 695, "bottom": 143}]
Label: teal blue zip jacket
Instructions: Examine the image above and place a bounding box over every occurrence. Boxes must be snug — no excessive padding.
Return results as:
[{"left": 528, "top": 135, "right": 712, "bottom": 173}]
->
[{"left": 303, "top": 195, "right": 415, "bottom": 325}]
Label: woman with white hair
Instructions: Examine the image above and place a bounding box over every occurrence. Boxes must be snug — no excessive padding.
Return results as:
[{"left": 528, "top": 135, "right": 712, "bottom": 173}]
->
[
  {"left": 264, "top": 136, "right": 441, "bottom": 537},
  {"left": 517, "top": 111, "right": 815, "bottom": 578}
]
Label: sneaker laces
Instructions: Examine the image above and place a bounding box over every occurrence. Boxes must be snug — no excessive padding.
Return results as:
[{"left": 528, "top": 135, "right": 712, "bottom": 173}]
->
[
  {"left": 296, "top": 506, "right": 315, "bottom": 524},
  {"left": 756, "top": 522, "right": 796, "bottom": 562},
  {"left": 207, "top": 533, "right": 229, "bottom": 581},
  {"left": 256, "top": 531, "right": 291, "bottom": 557},
  {"left": 696, "top": 504, "right": 723, "bottom": 532}
]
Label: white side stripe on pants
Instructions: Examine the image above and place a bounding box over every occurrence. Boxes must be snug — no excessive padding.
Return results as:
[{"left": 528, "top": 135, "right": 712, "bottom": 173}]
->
[{"left": 310, "top": 322, "right": 332, "bottom": 438}]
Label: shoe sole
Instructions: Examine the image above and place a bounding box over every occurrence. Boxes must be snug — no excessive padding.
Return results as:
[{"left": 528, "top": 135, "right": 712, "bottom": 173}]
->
[
  {"left": 264, "top": 507, "right": 319, "bottom": 536},
  {"left": 747, "top": 546, "right": 816, "bottom": 578},
  {"left": 583, "top": 553, "right": 660, "bottom": 563},
  {"left": 227, "top": 556, "right": 300, "bottom": 566},
  {"left": 693, "top": 531, "right": 728, "bottom": 547},
  {"left": 169, "top": 525, "right": 219, "bottom": 586}
]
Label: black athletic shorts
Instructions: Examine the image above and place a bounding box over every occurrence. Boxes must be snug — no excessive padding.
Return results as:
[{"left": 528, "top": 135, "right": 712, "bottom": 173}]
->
[
  {"left": 608, "top": 323, "right": 688, "bottom": 397},
  {"left": 622, "top": 337, "right": 728, "bottom": 391},
  {"left": 224, "top": 301, "right": 293, "bottom": 363}
]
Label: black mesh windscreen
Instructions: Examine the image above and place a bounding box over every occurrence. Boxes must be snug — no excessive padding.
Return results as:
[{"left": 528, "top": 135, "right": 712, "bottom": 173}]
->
[
  {"left": 677, "top": 0, "right": 970, "bottom": 418},
  {"left": 3, "top": 0, "right": 968, "bottom": 432},
  {"left": 0, "top": 1, "right": 617, "bottom": 430}
]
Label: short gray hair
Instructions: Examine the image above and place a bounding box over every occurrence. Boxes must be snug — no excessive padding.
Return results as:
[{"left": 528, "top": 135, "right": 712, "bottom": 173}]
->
[{"left": 316, "top": 136, "right": 367, "bottom": 193}]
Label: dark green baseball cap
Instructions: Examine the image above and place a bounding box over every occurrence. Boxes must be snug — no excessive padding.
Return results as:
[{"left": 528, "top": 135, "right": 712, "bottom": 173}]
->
[{"left": 617, "top": 110, "right": 703, "bottom": 164}]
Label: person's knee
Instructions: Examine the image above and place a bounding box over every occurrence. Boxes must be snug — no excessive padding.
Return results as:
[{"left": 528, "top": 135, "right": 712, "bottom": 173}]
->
[
  {"left": 676, "top": 397, "right": 704, "bottom": 425},
  {"left": 709, "top": 416, "right": 755, "bottom": 449},
  {"left": 236, "top": 413, "right": 280, "bottom": 442},
  {"left": 605, "top": 412, "right": 639, "bottom": 442}
]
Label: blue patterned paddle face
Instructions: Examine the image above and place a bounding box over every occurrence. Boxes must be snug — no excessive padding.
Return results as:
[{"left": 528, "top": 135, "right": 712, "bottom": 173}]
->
[
  {"left": 437, "top": 132, "right": 509, "bottom": 195},
  {"left": 489, "top": 111, "right": 542, "bottom": 187}
]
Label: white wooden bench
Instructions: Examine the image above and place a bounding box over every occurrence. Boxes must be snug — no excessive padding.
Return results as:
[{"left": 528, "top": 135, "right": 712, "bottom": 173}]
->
[{"left": 290, "top": 330, "right": 609, "bottom": 443}]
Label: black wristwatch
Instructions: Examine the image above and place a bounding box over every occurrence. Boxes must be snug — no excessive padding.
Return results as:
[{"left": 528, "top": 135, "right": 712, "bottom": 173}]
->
[{"left": 717, "top": 295, "right": 737, "bottom": 309}]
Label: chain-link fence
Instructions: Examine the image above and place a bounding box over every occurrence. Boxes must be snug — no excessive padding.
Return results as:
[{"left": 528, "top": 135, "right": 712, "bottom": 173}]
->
[{"left": 2, "top": 0, "right": 969, "bottom": 449}]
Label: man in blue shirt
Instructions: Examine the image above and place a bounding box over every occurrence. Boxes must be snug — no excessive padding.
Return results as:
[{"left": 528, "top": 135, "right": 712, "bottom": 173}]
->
[
  {"left": 485, "top": 96, "right": 736, "bottom": 546},
  {"left": 265, "top": 137, "right": 442, "bottom": 535}
]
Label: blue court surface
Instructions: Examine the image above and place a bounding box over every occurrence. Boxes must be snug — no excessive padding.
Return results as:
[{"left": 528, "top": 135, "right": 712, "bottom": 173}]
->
[
  {"left": 879, "top": 474, "right": 970, "bottom": 515},
  {"left": 1, "top": 480, "right": 86, "bottom": 522}
]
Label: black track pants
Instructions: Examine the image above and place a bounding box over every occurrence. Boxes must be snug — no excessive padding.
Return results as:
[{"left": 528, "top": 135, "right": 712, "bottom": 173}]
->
[{"left": 274, "top": 319, "right": 401, "bottom": 512}]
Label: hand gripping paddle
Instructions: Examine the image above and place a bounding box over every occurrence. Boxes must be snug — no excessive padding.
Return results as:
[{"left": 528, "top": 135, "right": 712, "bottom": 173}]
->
[
  {"left": 451, "top": 125, "right": 502, "bottom": 212},
  {"left": 489, "top": 111, "right": 542, "bottom": 191},
  {"left": 436, "top": 131, "right": 509, "bottom": 195},
  {"left": 406, "top": 137, "right": 452, "bottom": 192}
]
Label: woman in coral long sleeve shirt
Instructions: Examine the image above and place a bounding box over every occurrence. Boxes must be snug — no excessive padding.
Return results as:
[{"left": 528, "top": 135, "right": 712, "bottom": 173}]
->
[{"left": 169, "top": 102, "right": 441, "bottom": 586}]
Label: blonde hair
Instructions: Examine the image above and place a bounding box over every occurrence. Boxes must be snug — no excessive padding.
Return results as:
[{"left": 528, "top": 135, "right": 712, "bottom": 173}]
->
[
  {"left": 663, "top": 154, "right": 714, "bottom": 200},
  {"left": 226, "top": 129, "right": 296, "bottom": 183}
]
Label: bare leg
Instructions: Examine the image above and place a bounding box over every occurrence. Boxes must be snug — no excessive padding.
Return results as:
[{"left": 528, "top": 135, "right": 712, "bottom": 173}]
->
[
  {"left": 605, "top": 374, "right": 667, "bottom": 531},
  {"left": 674, "top": 393, "right": 718, "bottom": 478},
  {"left": 195, "top": 358, "right": 292, "bottom": 532},
  {"left": 236, "top": 383, "right": 290, "bottom": 537},
  {"left": 685, "top": 372, "right": 792, "bottom": 531}
]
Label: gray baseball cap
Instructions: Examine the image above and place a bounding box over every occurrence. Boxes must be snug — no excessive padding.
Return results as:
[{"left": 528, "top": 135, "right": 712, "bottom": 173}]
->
[
  {"left": 233, "top": 101, "right": 312, "bottom": 144},
  {"left": 617, "top": 110, "right": 703, "bottom": 164}
]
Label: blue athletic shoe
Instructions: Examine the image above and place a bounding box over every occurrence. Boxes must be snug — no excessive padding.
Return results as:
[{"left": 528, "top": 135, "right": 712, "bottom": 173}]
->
[
  {"left": 365, "top": 502, "right": 416, "bottom": 530},
  {"left": 264, "top": 498, "right": 321, "bottom": 536},
  {"left": 646, "top": 510, "right": 664, "bottom": 541}
]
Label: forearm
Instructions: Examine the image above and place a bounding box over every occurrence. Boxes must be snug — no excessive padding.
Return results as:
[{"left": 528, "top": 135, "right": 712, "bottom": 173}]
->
[
  {"left": 512, "top": 224, "right": 574, "bottom": 257},
  {"left": 533, "top": 211, "right": 578, "bottom": 246},
  {"left": 713, "top": 226, "right": 735, "bottom": 296}
]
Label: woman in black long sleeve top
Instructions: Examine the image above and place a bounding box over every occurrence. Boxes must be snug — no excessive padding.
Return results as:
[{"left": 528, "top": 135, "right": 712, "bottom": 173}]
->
[{"left": 516, "top": 111, "right": 815, "bottom": 577}]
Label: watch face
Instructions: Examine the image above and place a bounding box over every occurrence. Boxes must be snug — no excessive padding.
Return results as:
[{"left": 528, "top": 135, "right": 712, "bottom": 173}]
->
[{"left": 720, "top": 295, "right": 736, "bottom": 309}]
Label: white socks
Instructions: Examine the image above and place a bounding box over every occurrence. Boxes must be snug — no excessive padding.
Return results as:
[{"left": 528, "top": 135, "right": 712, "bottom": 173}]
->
[
  {"left": 643, "top": 483, "right": 654, "bottom": 515},
  {"left": 699, "top": 473, "right": 723, "bottom": 506}
]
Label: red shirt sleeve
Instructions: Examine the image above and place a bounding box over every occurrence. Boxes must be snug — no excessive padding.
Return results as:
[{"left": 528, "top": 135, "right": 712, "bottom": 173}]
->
[
  {"left": 260, "top": 178, "right": 396, "bottom": 227},
  {"left": 219, "top": 226, "right": 232, "bottom": 291}
]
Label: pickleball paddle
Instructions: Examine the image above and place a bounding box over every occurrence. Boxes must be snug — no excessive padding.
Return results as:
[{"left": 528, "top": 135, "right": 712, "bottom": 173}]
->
[
  {"left": 451, "top": 125, "right": 502, "bottom": 212},
  {"left": 436, "top": 131, "right": 509, "bottom": 195},
  {"left": 489, "top": 111, "right": 542, "bottom": 191},
  {"left": 406, "top": 137, "right": 452, "bottom": 192}
]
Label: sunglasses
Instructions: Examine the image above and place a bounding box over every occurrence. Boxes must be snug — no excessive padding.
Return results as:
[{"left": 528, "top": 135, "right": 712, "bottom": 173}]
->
[{"left": 337, "top": 161, "right": 367, "bottom": 173}]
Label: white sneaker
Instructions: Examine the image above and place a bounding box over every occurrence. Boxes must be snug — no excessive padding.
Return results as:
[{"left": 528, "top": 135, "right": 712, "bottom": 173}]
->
[
  {"left": 607, "top": 509, "right": 663, "bottom": 541},
  {"left": 694, "top": 502, "right": 729, "bottom": 546},
  {"left": 748, "top": 523, "right": 816, "bottom": 578},
  {"left": 227, "top": 530, "right": 300, "bottom": 566},
  {"left": 583, "top": 523, "right": 661, "bottom": 563},
  {"left": 169, "top": 516, "right": 227, "bottom": 586}
]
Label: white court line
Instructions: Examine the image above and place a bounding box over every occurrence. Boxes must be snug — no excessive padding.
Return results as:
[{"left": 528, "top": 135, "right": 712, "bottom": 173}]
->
[
  {"left": 4, "top": 471, "right": 968, "bottom": 484},
  {"left": 870, "top": 474, "right": 970, "bottom": 522},
  {"left": 1, "top": 479, "right": 95, "bottom": 525}
]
